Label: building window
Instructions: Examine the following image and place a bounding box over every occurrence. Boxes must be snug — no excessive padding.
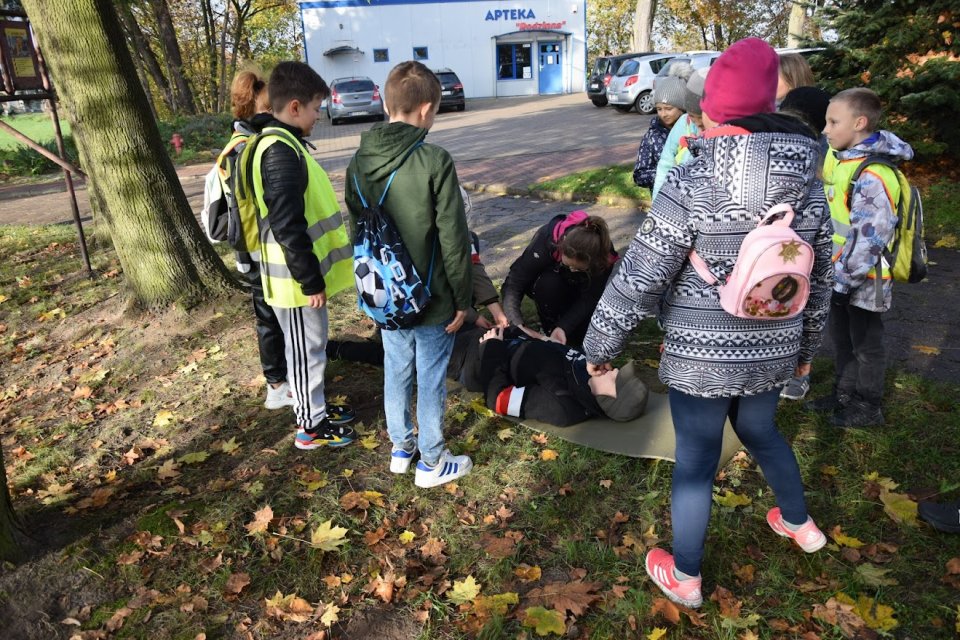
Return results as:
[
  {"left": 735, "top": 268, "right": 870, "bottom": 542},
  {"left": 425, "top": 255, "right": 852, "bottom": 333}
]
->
[
  {"left": 496, "top": 43, "right": 532, "bottom": 80},
  {"left": 374, "top": 49, "right": 389, "bottom": 63},
  {"left": 413, "top": 46, "right": 428, "bottom": 61}
]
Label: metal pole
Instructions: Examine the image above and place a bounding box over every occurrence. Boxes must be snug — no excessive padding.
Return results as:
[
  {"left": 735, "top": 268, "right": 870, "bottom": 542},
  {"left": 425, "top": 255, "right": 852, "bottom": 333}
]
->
[{"left": 34, "top": 41, "right": 93, "bottom": 278}]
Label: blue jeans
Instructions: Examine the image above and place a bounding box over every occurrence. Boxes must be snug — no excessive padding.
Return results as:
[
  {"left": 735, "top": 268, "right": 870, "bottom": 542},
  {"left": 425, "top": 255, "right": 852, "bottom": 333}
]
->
[
  {"left": 381, "top": 324, "right": 455, "bottom": 466},
  {"left": 669, "top": 387, "right": 808, "bottom": 576}
]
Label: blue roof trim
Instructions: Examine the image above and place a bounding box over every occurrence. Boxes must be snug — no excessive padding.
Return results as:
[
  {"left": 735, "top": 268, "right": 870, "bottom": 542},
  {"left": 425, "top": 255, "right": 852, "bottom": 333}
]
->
[{"left": 301, "top": 0, "right": 479, "bottom": 7}]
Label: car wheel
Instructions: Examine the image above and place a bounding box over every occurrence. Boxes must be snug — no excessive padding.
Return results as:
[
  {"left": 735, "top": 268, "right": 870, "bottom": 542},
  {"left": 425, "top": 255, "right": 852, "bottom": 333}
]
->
[
  {"left": 591, "top": 97, "right": 608, "bottom": 107},
  {"left": 634, "top": 90, "right": 655, "bottom": 115},
  {"left": 457, "top": 103, "right": 465, "bottom": 112},
  {"left": 331, "top": 117, "right": 339, "bottom": 126}
]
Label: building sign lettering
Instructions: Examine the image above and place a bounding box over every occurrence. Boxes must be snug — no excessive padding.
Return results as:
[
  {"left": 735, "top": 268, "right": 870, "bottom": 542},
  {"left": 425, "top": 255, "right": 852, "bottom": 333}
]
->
[{"left": 485, "top": 8, "right": 536, "bottom": 21}]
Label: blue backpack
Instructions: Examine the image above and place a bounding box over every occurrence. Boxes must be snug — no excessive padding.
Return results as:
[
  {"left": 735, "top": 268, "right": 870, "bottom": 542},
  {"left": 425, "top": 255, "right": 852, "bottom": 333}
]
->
[{"left": 351, "top": 142, "right": 436, "bottom": 330}]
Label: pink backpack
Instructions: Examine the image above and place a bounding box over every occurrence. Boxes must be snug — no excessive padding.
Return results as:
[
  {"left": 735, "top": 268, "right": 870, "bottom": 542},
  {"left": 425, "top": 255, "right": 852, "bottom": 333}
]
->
[{"left": 689, "top": 204, "right": 814, "bottom": 320}]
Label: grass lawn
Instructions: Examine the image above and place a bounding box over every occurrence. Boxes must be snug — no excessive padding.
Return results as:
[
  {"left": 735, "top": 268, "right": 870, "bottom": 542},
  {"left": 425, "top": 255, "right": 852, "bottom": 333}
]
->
[
  {"left": 1, "top": 226, "right": 959, "bottom": 639},
  {"left": 532, "top": 164, "right": 648, "bottom": 206},
  {"left": 0, "top": 113, "right": 71, "bottom": 149}
]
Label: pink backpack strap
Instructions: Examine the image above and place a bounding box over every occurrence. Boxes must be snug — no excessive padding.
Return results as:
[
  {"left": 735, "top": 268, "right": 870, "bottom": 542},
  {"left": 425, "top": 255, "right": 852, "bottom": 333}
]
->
[{"left": 689, "top": 203, "right": 797, "bottom": 285}]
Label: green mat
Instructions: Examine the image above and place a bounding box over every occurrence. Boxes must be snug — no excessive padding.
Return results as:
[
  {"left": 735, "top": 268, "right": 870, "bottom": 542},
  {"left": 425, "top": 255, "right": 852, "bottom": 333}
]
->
[{"left": 456, "top": 386, "right": 743, "bottom": 466}]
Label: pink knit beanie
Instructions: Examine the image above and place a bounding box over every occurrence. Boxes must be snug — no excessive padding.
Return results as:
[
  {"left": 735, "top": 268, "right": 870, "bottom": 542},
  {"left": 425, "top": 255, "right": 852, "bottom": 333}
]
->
[{"left": 700, "top": 38, "right": 778, "bottom": 124}]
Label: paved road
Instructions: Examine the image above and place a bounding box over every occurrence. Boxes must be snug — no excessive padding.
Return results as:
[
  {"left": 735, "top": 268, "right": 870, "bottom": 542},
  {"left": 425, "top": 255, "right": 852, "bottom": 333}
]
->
[{"left": 0, "top": 94, "right": 957, "bottom": 384}]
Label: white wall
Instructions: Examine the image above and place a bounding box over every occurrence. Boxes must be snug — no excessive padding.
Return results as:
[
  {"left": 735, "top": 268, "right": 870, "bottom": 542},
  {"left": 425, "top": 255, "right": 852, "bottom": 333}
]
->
[{"left": 299, "top": 0, "right": 586, "bottom": 99}]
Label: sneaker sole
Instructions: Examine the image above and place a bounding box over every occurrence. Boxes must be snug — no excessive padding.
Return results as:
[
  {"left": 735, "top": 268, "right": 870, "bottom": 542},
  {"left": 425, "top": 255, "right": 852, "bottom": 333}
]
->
[
  {"left": 295, "top": 438, "right": 354, "bottom": 450},
  {"left": 328, "top": 415, "right": 356, "bottom": 426},
  {"left": 767, "top": 513, "right": 827, "bottom": 553},
  {"left": 390, "top": 457, "right": 414, "bottom": 474},
  {"left": 264, "top": 400, "right": 295, "bottom": 410},
  {"left": 644, "top": 559, "right": 702, "bottom": 608},
  {"left": 414, "top": 459, "right": 473, "bottom": 488}
]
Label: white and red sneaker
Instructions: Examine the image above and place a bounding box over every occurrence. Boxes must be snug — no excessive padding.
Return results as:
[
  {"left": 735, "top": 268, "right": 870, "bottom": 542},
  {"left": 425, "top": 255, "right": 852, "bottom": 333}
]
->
[
  {"left": 767, "top": 507, "right": 827, "bottom": 553},
  {"left": 644, "top": 548, "right": 703, "bottom": 608}
]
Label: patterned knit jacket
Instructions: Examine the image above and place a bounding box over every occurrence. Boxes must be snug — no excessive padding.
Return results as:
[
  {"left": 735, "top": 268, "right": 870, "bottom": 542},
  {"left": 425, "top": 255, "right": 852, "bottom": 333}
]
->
[
  {"left": 584, "top": 113, "right": 834, "bottom": 398},
  {"left": 632, "top": 116, "right": 670, "bottom": 189}
]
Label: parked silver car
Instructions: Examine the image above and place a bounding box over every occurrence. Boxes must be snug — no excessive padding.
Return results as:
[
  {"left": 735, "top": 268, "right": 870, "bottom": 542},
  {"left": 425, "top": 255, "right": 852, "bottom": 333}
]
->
[
  {"left": 605, "top": 53, "right": 676, "bottom": 114},
  {"left": 326, "top": 76, "right": 385, "bottom": 125},
  {"left": 651, "top": 52, "right": 720, "bottom": 90}
]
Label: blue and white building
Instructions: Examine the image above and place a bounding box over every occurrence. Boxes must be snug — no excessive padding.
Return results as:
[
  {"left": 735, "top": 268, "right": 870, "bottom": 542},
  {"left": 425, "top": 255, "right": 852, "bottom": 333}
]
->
[{"left": 298, "top": 0, "right": 587, "bottom": 98}]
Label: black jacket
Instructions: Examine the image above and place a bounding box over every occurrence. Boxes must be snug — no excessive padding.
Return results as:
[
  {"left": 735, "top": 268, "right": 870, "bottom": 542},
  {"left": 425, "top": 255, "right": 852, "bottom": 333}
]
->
[
  {"left": 258, "top": 118, "right": 325, "bottom": 295},
  {"left": 501, "top": 214, "right": 616, "bottom": 334},
  {"left": 462, "top": 328, "right": 603, "bottom": 427}
]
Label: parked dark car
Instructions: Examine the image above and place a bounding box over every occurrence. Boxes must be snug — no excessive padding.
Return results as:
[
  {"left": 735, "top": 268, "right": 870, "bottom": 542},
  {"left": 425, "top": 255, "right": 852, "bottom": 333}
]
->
[
  {"left": 587, "top": 52, "right": 657, "bottom": 107},
  {"left": 326, "top": 76, "right": 385, "bottom": 125},
  {"left": 434, "top": 68, "right": 465, "bottom": 111}
]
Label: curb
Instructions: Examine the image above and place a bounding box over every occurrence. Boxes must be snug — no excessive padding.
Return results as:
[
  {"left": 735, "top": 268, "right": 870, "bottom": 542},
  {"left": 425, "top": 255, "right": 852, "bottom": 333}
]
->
[{"left": 461, "top": 180, "right": 649, "bottom": 212}]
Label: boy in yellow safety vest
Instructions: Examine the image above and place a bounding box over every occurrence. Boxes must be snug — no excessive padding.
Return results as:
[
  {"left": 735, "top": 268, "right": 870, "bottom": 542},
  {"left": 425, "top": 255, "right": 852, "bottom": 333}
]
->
[
  {"left": 808, "top": 88, "right": 914, "bottom": 428},
  {"left": 253, "top": 62, "right": 357, "bottom": 449}
]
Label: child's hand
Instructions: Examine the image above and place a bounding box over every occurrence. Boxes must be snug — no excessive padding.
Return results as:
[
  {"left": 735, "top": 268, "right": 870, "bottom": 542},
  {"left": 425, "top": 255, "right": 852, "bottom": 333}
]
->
[
  {"left": 587, "top": 362, "right": 613, "bottom": 376},
  {"left": 517, "top": 325, "right": 545, "bottom": 341},
  {"left": 308, "top": 292, "right": 326, "bottom": 308},
  {"left": 487, "top": 302, "right": 510, "bottom": 328},
  {"left": 480, "top": 327, "right": 504, "bottom": 343},
  {"left": 548, "top": 327, "right": 567, "bottom": 344},
  {"left": 474, "top": 316, "right": 494, "bottom": 330},
  {"left": 445, "top": 310, "right": 466, "bottom": 334}
]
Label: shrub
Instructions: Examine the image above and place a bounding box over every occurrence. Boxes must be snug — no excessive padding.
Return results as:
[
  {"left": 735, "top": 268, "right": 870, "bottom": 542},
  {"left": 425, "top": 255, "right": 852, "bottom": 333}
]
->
[{"left": 0, "top": 135, "right": 79, "bottom": 177}]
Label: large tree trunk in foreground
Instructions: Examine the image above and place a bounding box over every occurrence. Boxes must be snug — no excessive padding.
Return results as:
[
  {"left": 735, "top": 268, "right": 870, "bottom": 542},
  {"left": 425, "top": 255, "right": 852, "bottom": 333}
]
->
[
  {"left": 23, "top": 0, "right": 239, "bottom": 308},
  {"left": 0, "top": 446, "right": 22, "bottom": 562}
]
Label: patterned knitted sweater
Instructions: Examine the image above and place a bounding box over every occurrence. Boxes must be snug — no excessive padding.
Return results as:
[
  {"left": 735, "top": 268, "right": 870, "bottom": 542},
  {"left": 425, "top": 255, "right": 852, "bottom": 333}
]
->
[{"left": 584, "top": 113, "right": 835, "bottom": 398}]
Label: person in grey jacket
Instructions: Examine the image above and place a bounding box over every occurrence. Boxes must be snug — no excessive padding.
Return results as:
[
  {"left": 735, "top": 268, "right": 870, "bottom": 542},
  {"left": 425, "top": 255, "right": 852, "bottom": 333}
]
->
[{"left": 583, "top": 38, "right": 834, "bottom": 609}]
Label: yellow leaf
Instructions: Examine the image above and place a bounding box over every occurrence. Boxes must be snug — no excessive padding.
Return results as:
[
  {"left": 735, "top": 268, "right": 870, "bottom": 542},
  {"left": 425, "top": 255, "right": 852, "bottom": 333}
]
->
[
  {"left": 514, "top": 564, "right": 542, "bottom": 582},
  {"left": 497, "top": 427, "right": 515, "bottom": 441},
  {"left": 341, "top": 469, "right": 354, "bottom": 478},
  {"left": 540, "top": 449, "right": 559, "bottom": 461},
  {"left": 879, "top": 489, "right": 918, "bottom": 527},
  {"left": 359, "top": 435, "right": 379, "bottom": 450},
  {"left": 221, "top": 437, "right": 241, "bottom": 454},
  {"left": 311, "top": 519, "right": 349, "bottom": 552},
  {"left": 912, "top": 344, "right": 941, "bottom": 356},
  {"left": 830, "top": 526, "right": 865, "bottom": 549},
  {"left": 320, "top": 602, "right": 340, "bottom": 627},
  {"left": 0, "top": 294, "right": 7, "bottom": 303},
  {"left": 820, "top": 465, "right": 839, "bottom": 476},
  {"left": 179, "top": 361, "right": 199, "bottom": 375},
  {"left": 474, "top": 592, "right": 519, "bottom": 617},
  {"left": 398, "top": 530, "right": 416, "bottom": 544},
  {"left": 713, "top": 490, "right": 751, "bottom": 508},
  {"left": 153, "top": 410, "right": 176, "bottom": 428},
  {"left": 647, "top": 628, "right": 668, "bottom": 640},
  {"left": 448, "top": 575, "right": 481, "bottom": 605},
  {"left": 642, "top": 358, "right": 660, "bottom": 369},
  {"left": 862, "top": 471, "right": 898, "bottom": 490},
  {"left": 522, "top": 606, "right": 566, "bottom": 636},
  {"left": 178, "top": 451, "right": 210, "bottom": 465},
  {"left": 264, "top": 591, "right": 313, "bottom": 623},
  {"left": 837, "top": 593, "right": 898, "bottom": 632},
  {"left": 955, "top": 604, "right": 960, "bottom": 634}
]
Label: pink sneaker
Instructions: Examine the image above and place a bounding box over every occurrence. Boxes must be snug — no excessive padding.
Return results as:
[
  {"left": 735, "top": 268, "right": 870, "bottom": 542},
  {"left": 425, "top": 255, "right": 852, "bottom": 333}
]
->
[
  {"left": 644, "top": 548, "right": 703, "bottom": 608},
  {"left": 767, "top": 507, "right": 827, "bottom": 553}
]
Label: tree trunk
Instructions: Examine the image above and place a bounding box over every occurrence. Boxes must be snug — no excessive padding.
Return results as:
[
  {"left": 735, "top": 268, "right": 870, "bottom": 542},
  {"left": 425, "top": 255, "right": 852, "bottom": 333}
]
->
[
  {"left": 788, "top": 1, "right": 806, "bottom": 47},
  {"left": 150, "top": 0, "right": 196, "bottom": 114},
  {"left": 218, "top": 5, "right": 231, "bottom": 112},
  {"left": 118, "top": 2, "right": 175, "bottom": 113},
  {"left": 632, "top": 0, "right": 657, "bottom": 52},
  {"left": 23, "top": 0, "right": 239, "bottom": 308},
  {"left": 201, "top": 0, "right": 219, "bottom": 114},
  {"left": 0, "top": 445, "right": 22, "bottom": 562}
]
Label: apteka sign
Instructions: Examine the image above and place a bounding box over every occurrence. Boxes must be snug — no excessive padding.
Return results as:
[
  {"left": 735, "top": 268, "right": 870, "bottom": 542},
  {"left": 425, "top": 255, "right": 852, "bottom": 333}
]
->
[{"left": 485, "top": 8, "right": 536, "bottom": 20}]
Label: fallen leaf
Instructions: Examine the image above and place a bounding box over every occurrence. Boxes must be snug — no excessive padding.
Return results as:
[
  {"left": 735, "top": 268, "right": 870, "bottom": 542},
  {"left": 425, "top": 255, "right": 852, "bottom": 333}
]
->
[
  {"left": 650, "top": 597, "right": 681, "bottom": 624},
  {"left": 106, "top": 606, "right": 133, "bottom": 632},
  {"left": 713, "top": 490, "right": 752, "bottom": 508},
  {"left": 912, "top": 344, "right": 941, "bottom": 355},
  {"left": 710, "top": 586, "right": 742, "bottom": 619},
  {"left": 420, "top": 537, "right": 447, "bottom": 563},
  {"left": 474, "top": 592, "right": 519, "bottom": 617},
  {"left": 856, "top": 563, "right": 899, "bottom": 587},
  {"left": 599, "top": 479, "right": 612, "bottom": 489},
  {"left": 264, "top": 591, "right": 313, "bottom": 623},
  {"left": 830, "top": 525, "right": 866, "bottom": 548},
  {"left": 449, "top": 575, "right": 482, "bottom": 604},
  {"left": 153, "top": 410, "right": 176, "bottom": 427},
  {"left": 178, "top": 451, "right": 210, "bottom": 465},
  {"left": 880, "top": 489, "right": 918, "bottom": 526},
  {"left": 525, "top": 580, "right": 600, "bottom": 616},
  {"left": 245, "top": 505, "right": 273, "bottom": 535},
  {"left": 156, "top": 459, "right": 181, "bottom": 482},
  {"left": 398, "top": 530, "right": 416, "bottom": 544},
  {"left": 364, "top": 527, "right": 387, "bottom": 546},
  {"left": 320, "top": 602, "right": 340, "bottom": 627},
  {"left": 522, "top": 606, "right": 566, "bottom": 636},
  {"left": 540, "top": 449, "right": 559, "bottom": 461},
  {"left": 497, "top": 427, "right": 515, "bottom": 441},
  {"left": 514, "top": 564, "right": 542, "bottom": 582},
  {"left": 359, "top": 435, "right": 379, "bottom": 450},
  {"left": 647, "top": 628, "right": 667, "bottom": 640},
  {"left": 220, "top": 437, "right": 241, "bottom": 454},
  {"left": 311, "top": 520, "right": 349, "bottom": 551},
  {"left": 837, "top": 592, "right": 898, "bottom": 632}
]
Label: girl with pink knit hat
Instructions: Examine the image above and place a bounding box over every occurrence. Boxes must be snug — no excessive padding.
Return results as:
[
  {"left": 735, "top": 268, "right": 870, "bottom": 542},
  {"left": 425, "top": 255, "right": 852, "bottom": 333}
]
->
[{"left": 583, "top": 37, "right": 833, "bottom": 608}]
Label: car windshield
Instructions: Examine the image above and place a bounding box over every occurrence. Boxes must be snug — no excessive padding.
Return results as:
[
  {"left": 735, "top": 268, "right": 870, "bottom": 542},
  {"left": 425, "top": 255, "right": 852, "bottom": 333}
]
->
[
  {"left": 436, "top": 73, "right": 459, "bottom": 84},
  {"left": 658, "top": 58, "right": 691, "bottom": 76},
  {"left": 335, "top": 80, "right": 374, "bottom": 93},
  {"left": 616, "top": 60, "right": 639, "bottom": 76}
]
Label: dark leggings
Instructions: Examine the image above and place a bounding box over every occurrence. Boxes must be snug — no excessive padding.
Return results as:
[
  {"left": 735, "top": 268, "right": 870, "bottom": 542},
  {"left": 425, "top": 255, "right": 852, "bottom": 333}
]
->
[
  {"left": 668, "top": 387, "right": 808, "bottom": 576},
  {"left": 244, "top": 264, "right": 286, "bottom": 385}
]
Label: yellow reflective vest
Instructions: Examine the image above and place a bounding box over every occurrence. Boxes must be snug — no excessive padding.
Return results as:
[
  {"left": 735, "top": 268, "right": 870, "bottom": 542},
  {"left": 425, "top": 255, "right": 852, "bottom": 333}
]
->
[
  {"left": 822, "top": 148, "right": 900, "bottom": 281},
  {"left": 252, "top": 127, "right": 353, "bottom": 308}
]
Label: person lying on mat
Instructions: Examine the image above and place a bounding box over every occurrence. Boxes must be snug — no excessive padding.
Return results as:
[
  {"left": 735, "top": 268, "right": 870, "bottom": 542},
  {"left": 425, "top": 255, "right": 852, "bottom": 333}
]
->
[{"left": 329, "top": 326, "right": 648, "bottom": 427}]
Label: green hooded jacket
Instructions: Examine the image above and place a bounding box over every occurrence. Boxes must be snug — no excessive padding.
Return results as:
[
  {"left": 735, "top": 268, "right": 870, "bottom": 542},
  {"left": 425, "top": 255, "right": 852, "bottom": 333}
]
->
[{"left": 345, "top": 122, "right": 472, "bottom": 326}]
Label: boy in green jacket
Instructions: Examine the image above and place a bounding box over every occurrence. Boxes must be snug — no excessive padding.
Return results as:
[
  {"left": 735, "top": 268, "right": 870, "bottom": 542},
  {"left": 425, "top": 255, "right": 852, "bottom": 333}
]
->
[{"left": 345, "top": 61, "right": 473, "bottom": 488}]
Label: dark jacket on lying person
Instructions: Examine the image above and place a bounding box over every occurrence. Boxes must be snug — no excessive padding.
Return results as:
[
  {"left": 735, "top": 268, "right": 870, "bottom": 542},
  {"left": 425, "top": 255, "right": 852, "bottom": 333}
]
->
[{"left": 328, "top": 327, "right": 649, "bottom": 427}]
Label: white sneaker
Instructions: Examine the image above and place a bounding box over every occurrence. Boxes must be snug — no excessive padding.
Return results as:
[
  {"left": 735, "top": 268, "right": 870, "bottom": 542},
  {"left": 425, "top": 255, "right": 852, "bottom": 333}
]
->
[
  {"left": 264, "top": 382, "right": 295, "bottom": 410},
  {"left": 414, "top": 449, "right": 473, "bottom": 488},
  {"left": 390, "top": 445, "right": 417, "bottom": 474}
]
